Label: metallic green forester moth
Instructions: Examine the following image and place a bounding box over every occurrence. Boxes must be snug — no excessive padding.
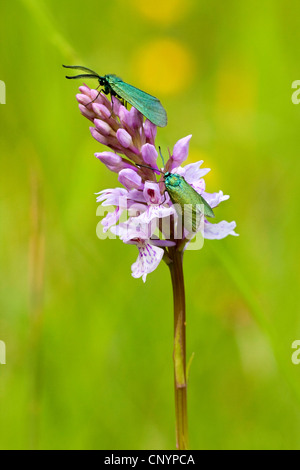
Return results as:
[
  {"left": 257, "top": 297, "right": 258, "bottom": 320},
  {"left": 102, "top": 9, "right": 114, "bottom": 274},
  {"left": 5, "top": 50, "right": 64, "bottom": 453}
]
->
[
  {"left": 163, "top": 171, "right": 215, "bottom": 233},
  {"left": 63, "top": 65, "right": 168, "bottom": 127},
  {"left": 137, "top": 163, "right": 215, "bottom": 233}
]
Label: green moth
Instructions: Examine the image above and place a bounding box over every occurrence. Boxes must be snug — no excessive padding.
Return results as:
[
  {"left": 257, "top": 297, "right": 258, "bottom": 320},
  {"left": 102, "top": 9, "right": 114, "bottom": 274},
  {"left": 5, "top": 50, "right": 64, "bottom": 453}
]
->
[
  {"left": 164, "top": 171, "right": 215, "bottom": 233},
  {"left": 63, "top": 65, "right": 167, "bottom": 128},
  {"left": 137, "top": 164, "right": 215, "bottom": 233}
]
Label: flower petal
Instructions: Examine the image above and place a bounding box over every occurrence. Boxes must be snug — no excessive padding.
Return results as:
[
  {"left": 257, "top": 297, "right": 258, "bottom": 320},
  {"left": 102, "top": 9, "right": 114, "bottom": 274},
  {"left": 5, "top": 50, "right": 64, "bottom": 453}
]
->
[
  {"left": 181, "top": 161, "right": 211, "bottom": 184},
  {"left": 118, "top": 169, "right": 143, "bottom": 190},
  {"left": 96, "top": 151, "right": 121, "bottom": 166},
  {"left": 143, "top": 120, "right": 157, "bottom": 144},
  {"left": 143, "top": 181, "right": 163, "bottom": 204},
  {"left": 78, "top": 104, "right": 95, "bottom": 120},
  {"left": 94, "top": 119, "right": 113, "bottom": 136},
  {"left": 203, "top": 191, "right": 230, "bottom": 208},
  {"left": 101, "top": 207, "right": 123, "bottom": 232},
  {"left": 134, "top": 204, "right": 175, "bottom": 226},
  {"left": 116, "top": 128, "right": 133, "bottom": 148},
  {"left": 127, "top": 189, "right": 146, "bottom": 203},
  {"left": 96, "top": 188, "right": 128, "bottom": 206},
  {"left": 204, "top": 220, "right": 238, "bottom": 239},
  {"left": 190, "top": 179, "right": 206, "bottom": 194},
  {"left": 111, "top": 220, "right": 150, "bottom": 242},
  {"left": 91, "top": 103, "right": 111, "bottom": 119},
  {"left": 90, "top": 127, "right": 109, "bottom": 145},
  {"left": 141, "top": 143, "right": 158, "bottom": 169},
  {"left": 95, "top": 152, "right": 135, "bottom": 173},
  {"left": 131, "top": 242, "right": 164, "bottom": 282},
  {"left": 119, "top": 105, "right": 143, "bottom": 129},
  {"left": 172, "top": 135, "right": 192, "bottom": 165}
]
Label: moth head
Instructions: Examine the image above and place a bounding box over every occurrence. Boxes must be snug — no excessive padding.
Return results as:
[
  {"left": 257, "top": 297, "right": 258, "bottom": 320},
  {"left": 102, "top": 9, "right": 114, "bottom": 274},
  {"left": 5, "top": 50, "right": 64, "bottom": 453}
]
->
[
  {"left": 164, "top": 173, "right": 181, "bottom": 187},
  {"left": 98, "top": 76, "right": 107, "bottom": 87}
]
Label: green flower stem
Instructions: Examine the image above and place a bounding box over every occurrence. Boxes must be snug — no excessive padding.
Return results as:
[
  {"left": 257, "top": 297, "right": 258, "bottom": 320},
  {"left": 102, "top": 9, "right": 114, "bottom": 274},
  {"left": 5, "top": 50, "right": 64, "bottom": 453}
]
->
[{"left": 168, "top": 248, "right": 189, "bottom": 450}]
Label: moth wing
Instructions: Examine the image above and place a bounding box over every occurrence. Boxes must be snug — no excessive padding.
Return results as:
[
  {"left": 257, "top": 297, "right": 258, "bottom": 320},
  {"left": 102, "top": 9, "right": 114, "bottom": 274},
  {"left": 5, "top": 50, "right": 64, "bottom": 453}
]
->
[
  {"left": 182, "top": 204, "right": 204, "bottom": 233},
  {"left": 181, "top": 182, "right": 215, "bottom": 219},
  {"left": 198, "top": 194, "right": 215, "bottom": 219},
  {"left": 106, "top": 76, "right": 168, "bottom": 127}
]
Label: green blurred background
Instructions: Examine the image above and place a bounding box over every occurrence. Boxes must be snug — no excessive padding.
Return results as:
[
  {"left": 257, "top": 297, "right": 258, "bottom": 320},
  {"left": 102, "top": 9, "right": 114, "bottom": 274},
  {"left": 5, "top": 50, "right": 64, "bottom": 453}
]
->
[{"left": 1, "top": 0, "right": 300, "bottom": 450}]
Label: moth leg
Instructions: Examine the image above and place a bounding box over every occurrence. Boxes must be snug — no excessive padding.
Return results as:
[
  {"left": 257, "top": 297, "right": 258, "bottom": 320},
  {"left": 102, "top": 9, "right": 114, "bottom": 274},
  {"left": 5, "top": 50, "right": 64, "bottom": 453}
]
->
[
  {"left": 85, "top": 84, "right": 104, "bottom": 106},
  {"left": 109, "top": 93, "right": 126, "bottom": 118},
  {"left": 109, "top": 93, "right": 115, "bottom": 118}
]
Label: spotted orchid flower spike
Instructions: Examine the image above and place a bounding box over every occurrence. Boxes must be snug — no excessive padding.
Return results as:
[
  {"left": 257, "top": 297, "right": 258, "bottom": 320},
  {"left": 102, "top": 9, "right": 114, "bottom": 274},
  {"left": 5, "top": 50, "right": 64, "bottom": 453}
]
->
[{"left": 74, "top": 84, "right": 237, "bottom": 281}]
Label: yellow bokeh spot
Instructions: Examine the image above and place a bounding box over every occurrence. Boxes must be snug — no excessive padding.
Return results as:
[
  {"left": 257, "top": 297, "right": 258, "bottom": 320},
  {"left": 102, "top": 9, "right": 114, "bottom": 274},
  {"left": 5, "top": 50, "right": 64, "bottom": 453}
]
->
[
  {"left": 131, "top": 0, "right": 192, "bottom": 25},
  {"left": 216, "top": 61, "right": 257, "bottom": 113},
  {"left": 131, "top": 39, "right": 195, "bottom": 96}
]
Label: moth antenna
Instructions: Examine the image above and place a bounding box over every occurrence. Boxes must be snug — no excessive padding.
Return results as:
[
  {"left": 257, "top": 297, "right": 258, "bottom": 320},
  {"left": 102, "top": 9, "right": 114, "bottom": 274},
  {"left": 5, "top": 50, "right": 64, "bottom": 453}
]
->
[
  {"left": 136, "top": 163, "right": 164, "bottom": 175},
  {"left": 62, "top": 64, "right": 100, "bottom": 76},
  {"left": 65, "top": 74, "right": 100, "bottom": 80},
  {"left": 158, "top": 146, "right": 165, "bottom": 167}
]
